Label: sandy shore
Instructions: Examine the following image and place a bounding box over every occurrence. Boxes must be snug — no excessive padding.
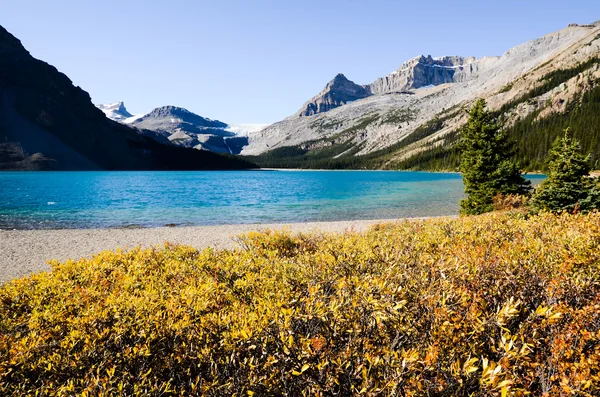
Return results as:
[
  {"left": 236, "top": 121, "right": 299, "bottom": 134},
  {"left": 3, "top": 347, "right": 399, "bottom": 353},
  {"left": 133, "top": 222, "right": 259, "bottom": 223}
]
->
[{"left": 0, "top": 218, "right": 424, "bottom": 284}]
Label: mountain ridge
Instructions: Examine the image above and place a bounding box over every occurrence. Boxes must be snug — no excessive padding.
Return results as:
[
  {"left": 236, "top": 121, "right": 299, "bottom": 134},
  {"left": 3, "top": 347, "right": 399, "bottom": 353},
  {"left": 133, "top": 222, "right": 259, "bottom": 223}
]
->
[
  {"left": 294, "top": 55, "right": 482, "bottom": 119},
  {"left": 242, "top": 22, "right": 600, "bottom": 162}
]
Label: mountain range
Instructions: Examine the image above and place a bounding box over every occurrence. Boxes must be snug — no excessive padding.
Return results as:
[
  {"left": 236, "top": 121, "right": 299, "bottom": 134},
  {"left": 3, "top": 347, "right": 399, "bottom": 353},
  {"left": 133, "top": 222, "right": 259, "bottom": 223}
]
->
[
  {"left": 0, "top": 25, "right": 255, "bottom": 170},
  {"left": 97, "top": 102, "right": 268, "bottom": 154},
  {"left": 242, "top": 21, "right": 600, "bottom": 171},
  {"left": 2, "top": 21, "right": 600, "bottom": 171}
]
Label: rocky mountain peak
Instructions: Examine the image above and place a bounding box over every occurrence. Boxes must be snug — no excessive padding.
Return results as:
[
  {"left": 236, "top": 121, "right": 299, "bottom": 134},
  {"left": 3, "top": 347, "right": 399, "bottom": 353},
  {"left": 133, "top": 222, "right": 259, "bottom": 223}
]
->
[
  {"left": 147, "top": 105, "right": 189, "bottom": 116},
  {"left": 297, "top": 74, "right": 372, "bottom": 117},
  {"left": 97, "top": 101, "right": 133, "bottom": 121},
  {"left": 330, "top": 73, "right": 350, "bottom": 85},
  {"left": 138, "top": 106, "right": 227, "bottom": 129},
  {"left": 114, "top": 101, "right": 129, "bottom": 114},
  {"left": 132, "top": 106, "right": 228, "bottom": 137}
]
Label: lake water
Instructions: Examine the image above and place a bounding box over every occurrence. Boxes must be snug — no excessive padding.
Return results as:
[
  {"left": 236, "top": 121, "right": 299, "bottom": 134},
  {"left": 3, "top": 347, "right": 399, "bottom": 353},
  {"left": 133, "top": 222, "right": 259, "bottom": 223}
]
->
[{"left": 0, "top": 171, "right": 545, "bottom": 230}]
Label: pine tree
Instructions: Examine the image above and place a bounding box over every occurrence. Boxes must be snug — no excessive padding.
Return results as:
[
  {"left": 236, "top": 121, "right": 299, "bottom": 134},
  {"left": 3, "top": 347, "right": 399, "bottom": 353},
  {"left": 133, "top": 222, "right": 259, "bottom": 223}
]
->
[
  {"left": 459, "top": 99, "right": 531, "bottom": 215},
  {"left": 531, "top": 128, "right": 600, "bottom": 213}
]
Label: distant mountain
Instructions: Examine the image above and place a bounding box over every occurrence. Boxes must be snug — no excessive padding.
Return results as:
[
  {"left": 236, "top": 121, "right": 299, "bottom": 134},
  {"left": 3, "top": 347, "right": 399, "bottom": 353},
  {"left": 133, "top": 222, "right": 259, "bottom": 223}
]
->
[
  {"left": 98, "top": 103, "right": 269, "bottom": 154},
  {"left": 97, "top": 101, "right": 134, "bottom": 122},
  {"left": 130, "top": 106, "right": 237, "bottom": 153},
  {"left": 243, "top": 22, "right": 600, "bottom": 169},
  {"left": 0, "top": 25, "right": 255, "bottom": 170}
]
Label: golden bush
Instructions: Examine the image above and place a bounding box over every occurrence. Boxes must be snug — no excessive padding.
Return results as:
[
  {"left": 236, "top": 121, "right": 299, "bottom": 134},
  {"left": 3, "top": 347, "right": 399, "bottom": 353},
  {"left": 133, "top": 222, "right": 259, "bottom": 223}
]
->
[{"left": 1, "top": 212, "right": 600, "bottom": 396}]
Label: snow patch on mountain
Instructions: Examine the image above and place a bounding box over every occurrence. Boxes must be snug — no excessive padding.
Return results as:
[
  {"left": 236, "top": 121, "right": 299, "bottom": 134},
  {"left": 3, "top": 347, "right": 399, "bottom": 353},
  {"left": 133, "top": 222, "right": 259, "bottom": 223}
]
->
[{"left": 225, "top": 124, "right": 270, "bottom": 136}]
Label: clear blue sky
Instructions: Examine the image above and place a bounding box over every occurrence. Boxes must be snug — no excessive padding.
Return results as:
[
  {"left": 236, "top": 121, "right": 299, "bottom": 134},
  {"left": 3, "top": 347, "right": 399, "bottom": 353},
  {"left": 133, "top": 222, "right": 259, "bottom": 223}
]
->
[{"left": 1, "top": 0, "right": 599, "bottom": 124}]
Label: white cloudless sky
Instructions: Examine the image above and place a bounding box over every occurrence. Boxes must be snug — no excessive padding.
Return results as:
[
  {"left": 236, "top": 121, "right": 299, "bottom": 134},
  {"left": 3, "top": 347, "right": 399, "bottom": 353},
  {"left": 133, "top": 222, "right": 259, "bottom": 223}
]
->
[{"left": 1, "top": 0, "right": 599, "bottom": 123}]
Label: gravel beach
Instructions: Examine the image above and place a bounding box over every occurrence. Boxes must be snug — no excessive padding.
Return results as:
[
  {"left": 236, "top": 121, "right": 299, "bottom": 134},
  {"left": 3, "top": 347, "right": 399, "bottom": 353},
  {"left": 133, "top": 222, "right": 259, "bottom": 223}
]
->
[{"left": 0, "top": 218, "right": 423, "bottom": 284}]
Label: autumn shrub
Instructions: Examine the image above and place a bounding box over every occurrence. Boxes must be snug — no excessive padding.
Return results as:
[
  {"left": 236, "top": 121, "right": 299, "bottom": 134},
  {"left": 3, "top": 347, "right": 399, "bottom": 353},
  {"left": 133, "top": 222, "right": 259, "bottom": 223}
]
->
[
  {"left": 492, "top": 193, "right": 530, "bottom": 212},
  {"left": 1, "top": 212, "right": 600, "bottom": 396}
]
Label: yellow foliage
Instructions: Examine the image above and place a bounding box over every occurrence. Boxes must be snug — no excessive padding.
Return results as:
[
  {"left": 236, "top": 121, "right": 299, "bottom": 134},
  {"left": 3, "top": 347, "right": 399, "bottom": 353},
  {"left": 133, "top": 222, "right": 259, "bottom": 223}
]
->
[{"left": 1, "top": 212, "right": 600, "bottom": 395}]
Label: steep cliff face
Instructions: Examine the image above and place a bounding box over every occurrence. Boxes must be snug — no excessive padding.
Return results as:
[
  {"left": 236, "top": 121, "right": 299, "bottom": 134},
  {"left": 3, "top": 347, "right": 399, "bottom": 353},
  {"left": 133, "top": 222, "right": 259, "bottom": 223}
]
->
[
  {"left": 297, "top": 74, "right": 372, "bottom": 117},
  {"left": 0, "top": 25, "right": 254, "bottom": 170},
  {"left": 369, "top": 56, "right": 480, "bottom": 94}
]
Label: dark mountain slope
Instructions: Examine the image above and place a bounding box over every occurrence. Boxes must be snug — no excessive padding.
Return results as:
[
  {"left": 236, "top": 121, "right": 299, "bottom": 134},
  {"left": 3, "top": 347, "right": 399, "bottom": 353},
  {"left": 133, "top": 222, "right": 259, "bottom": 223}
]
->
[{"left": 0, "top": 25, "right": 254, "bottom": 170}]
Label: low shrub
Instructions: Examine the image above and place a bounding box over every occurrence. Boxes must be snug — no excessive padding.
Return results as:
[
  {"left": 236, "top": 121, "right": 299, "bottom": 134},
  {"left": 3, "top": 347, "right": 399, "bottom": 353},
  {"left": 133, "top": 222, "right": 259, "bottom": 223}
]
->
[
  {"left": 492, "top": 193, "right": 530, "bottom": 212},
  {"left": 1, "top": 212, "right": 600, "bottom": 396}
]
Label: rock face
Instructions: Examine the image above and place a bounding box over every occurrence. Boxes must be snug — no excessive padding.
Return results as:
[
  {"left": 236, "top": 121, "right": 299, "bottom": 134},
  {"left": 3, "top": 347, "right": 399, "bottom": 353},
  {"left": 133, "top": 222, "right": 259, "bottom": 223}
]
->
[
  {"left": 368, "top": 56, "right": 479, "bottom": 95},
  {"left": 297, "top": 74, "right": 372, "bottom": 117},
  {"left": 0, "top": 25, "right": 254, "bottom": 170},
  {"left": 97, "top": 101, "right": 133, "bottom": 122}
]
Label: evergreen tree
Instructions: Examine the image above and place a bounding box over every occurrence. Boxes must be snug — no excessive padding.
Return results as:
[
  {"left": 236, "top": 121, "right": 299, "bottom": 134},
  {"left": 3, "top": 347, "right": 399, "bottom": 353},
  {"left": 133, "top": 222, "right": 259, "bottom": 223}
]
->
[
  {"left": 531, "top": 128, "right": 600, "bottom": 213},
  {"left": 459, "top": 99, "right": 531, "bottom": 215}
]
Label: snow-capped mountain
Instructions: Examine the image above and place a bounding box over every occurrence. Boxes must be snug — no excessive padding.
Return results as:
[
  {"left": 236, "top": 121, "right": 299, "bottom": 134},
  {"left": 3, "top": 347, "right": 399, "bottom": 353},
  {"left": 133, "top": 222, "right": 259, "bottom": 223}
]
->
[
  {"left": 96, "top": 103, "right": 269, "bottom": 154},
  {"left": 96, "top": 101, "right": 136, "bottom": 122}
]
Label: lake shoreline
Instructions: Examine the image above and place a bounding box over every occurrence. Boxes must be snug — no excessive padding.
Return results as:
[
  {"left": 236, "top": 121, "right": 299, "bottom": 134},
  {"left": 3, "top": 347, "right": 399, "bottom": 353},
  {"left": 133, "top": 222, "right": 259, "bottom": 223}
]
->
[{"left": 0, "top": 216, "right": 454, "bottom": 284}]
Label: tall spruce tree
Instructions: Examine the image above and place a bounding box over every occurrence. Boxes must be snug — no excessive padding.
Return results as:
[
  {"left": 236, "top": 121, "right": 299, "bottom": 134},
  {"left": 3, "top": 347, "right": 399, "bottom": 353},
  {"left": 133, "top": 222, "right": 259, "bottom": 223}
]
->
[
  {"left": 531, "top": 128, "right": 600, "bottom": 213},
  {"left": 459, "top": 99, "right": 531, "bottom": 215}
]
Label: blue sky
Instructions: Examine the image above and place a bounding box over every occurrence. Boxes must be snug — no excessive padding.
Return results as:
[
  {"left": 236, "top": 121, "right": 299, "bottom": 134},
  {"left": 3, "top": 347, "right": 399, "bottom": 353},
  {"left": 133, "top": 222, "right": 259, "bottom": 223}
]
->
[{"left": 1, "top": 0, "right": 599, "bottom": 124}]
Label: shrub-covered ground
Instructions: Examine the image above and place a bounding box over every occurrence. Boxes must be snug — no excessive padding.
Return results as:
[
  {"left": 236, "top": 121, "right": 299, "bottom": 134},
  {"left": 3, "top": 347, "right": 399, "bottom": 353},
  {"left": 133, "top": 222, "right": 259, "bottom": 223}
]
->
[{"left": 1, "top": 212, "right": 600, "bottom": 396}]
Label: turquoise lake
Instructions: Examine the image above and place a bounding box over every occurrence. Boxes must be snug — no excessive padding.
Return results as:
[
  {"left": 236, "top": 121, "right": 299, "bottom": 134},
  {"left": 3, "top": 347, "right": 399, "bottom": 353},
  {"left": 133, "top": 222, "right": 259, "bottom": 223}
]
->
[{"left": 0, "top": 171, "right": 545, "bottom": 230}]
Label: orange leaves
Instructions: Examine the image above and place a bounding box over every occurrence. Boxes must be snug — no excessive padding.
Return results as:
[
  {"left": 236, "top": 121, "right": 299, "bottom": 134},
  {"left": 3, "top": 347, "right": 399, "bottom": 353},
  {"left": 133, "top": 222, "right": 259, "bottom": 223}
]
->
[{"left": 310, "top": 336, "right": 327, "bottom": 352}]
